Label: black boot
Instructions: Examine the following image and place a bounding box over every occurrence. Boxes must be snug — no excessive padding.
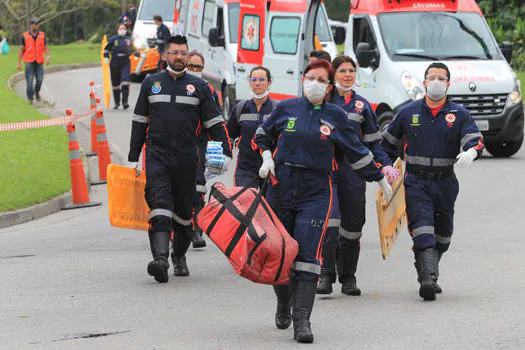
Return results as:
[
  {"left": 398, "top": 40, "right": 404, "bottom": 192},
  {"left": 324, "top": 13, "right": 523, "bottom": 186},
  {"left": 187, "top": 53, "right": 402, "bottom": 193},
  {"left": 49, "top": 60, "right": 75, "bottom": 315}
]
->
[
  {"left": 435, "top": 251, "right": 443, "bottom": 294},
  {"left": 112, "top": 88, "right": 121, "bottom": 110},
  {"left": 192, "top": 225, "right": 207, "bottom": 248},
  {"left": 147, "top": 231, "right": 170, "bottom": 283},
  {"left": 273, "top": 284, "right": 292, "bottom": 329},
  {"left": 171, "top": 225, "right": 192, "bottom": 276},
  {"left": 121, "top": 83, "right": 130, "bottom": 109},
  {"left": 317, "top": 241, "right": 336, "bottom": 294},
  {"left": 337, "top": 240, "right": 361, "bottom": 296},
  {"left": 415, "top": 248, "right": 438, "bottom": 301},
  {"left": 292, "top": 280, "right": 317, "bottom": 343}
]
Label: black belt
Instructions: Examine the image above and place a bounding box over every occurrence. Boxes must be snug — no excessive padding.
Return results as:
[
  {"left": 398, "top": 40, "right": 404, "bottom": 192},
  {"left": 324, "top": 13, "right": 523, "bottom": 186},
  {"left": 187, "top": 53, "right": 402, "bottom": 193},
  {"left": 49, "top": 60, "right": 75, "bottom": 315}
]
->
[{"left": 406, "top": 164, "right": 454, "bottom": 180}]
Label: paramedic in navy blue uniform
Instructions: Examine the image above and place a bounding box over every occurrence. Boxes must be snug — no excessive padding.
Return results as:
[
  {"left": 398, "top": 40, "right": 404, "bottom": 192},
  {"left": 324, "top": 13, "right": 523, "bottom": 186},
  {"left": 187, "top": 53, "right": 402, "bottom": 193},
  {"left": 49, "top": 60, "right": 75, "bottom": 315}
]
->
[
  {"left": 381, "top": 62, "right": 484, "bottom": 301},
  {"left": 187, "top": 50, "right": 221, "bottom": 249},
  {"left": 317, "top": 55, "right": 400, "bottom": 296},
  {"left": 154, "top": 15, "right": 171, "bottom": 71},
  {"left": 104, "top": 24, "right": 133, "bottom": 110},
  {"left": 254, "top": 60, "right": 392, "bottom": 344},
  {"left": 227, "top": 66, "right": 276, "bottom": 188},
  {"left": 127, "top": 35, "right": 232, "bottom": 283}
]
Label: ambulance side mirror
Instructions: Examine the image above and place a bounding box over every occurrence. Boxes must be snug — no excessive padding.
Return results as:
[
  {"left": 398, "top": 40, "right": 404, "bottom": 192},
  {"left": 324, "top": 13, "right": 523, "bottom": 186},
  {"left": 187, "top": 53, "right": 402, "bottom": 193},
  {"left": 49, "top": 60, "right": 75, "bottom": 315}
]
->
[
  {"left": 334, "top": 27, "right": 346, "bottom": 46},
  {"left": 499, "top": 41, "right": 513, "bottom": 64},
  {"left": 356, "top": 42, "right": 379, "bottom": 69},
  {"left": 209, "top": 27, "right": 225, "bottom": 47}
]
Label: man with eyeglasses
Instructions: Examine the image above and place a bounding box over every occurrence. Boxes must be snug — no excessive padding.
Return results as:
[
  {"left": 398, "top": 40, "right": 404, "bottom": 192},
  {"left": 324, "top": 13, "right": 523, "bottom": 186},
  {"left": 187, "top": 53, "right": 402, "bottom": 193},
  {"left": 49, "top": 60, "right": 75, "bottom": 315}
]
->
[
  {"left": 128, "top": 35, "right": 232, "bottom": 283},
  {"left": 381, "top": 62, "right": 484, "bottom": 301}
]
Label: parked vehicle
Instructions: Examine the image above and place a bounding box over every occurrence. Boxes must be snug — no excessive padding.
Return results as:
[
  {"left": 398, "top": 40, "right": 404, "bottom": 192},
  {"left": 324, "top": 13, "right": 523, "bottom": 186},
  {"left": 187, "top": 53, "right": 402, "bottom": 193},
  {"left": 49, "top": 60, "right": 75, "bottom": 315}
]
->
[{"left": 344, "top": 0, "right": 523, "bottom": 157}]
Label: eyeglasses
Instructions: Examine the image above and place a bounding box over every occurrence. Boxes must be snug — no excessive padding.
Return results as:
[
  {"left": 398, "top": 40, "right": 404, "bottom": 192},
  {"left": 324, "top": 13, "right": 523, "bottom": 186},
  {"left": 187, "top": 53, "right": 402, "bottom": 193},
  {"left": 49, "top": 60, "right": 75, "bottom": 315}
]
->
[
  {"left": 166, "top": 50, "right": 188, "bottom": 56},
  {"left": 336, "top": 68, "right": 356, "bottom": 74},
  {"left": 304, "top": 74, "right": 329, "bottom": 85},
  {"left": 250, "top": 77, "right": 267, "bottom": 83},
  {"left": 426, "top": 75, "right": 448, "bottom": 82},
  {"left": 188, "top": 63, "right": 204, "bottom": 71}
]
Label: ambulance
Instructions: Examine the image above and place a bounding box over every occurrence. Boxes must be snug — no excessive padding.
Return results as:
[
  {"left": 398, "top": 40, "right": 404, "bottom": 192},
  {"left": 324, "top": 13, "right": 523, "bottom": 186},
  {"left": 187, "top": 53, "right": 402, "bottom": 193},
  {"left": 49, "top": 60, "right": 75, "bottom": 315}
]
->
[
  {"left": 345, "top": 0, "right": 523, "bottom": 157},
  {"left": 129, "top": 0, "right": 175, "bottom": 81},
  {"left": 174, "top": 0, "right": 345, "bottom": 115}
]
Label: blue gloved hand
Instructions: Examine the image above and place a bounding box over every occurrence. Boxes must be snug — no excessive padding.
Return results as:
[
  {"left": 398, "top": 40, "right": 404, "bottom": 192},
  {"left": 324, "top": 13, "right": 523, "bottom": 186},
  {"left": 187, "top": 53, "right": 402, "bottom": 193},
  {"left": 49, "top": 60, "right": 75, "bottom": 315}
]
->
[{"left": 206, "top": 142, "right": 230, "bottom": 176}]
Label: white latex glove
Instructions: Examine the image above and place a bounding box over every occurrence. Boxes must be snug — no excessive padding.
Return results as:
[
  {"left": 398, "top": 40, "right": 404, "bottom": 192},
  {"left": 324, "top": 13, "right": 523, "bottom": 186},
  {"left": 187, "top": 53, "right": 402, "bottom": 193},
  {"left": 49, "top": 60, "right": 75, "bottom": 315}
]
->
[
  {"left": 456, "top": 148, "right": 478, "bottom": 168},
  {"left": 258, "top": 150, "right": 275, "bottom": 178},
  {"left": 126, "top": 161, "right": 140, "bottom": 176},
  {"left": 104, "top": 58, "right": 110, "bottom": 64},
  {"left": 377, "top": 177, "right": 393, "bottom": 202}
]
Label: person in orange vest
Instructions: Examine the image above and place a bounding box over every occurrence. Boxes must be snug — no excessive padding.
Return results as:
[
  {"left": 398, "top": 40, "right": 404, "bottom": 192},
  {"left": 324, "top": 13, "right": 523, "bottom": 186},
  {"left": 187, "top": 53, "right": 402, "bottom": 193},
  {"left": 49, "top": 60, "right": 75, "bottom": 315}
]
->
[{"left": 16, "top": 17, "right": 50, "bottom": 104}]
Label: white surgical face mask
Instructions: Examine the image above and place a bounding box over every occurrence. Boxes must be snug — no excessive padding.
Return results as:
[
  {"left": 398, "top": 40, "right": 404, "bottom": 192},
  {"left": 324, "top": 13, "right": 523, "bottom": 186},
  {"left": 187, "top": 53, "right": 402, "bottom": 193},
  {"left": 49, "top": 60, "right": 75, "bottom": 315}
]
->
[
  {"left": 167, "top": 65, "right": 187, "bottom": 75},
  {"left": 426, "top": 80, "right": 448, "bottom": 101},
  {"left": 303, "top": 79, "right": 328, "bottom": 102},
  {"left": 118, "top": 30, "right": 127, "bottom": 37},
  {"left": 187, "top": 70, "right": 203, "bottom": 79},
  {"left": 252, "top": 90, "right": 269, "bottom": 100},
  {"left": 335, "top": 82, "right": 353, "bottom": 92}
]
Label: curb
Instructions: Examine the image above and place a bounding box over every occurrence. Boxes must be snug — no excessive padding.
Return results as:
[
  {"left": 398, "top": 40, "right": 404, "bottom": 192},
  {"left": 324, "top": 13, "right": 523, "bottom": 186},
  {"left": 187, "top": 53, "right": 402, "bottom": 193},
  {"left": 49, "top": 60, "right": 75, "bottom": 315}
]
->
[{"left": 1, "top": 62, "right": 100, "bottom": 229}]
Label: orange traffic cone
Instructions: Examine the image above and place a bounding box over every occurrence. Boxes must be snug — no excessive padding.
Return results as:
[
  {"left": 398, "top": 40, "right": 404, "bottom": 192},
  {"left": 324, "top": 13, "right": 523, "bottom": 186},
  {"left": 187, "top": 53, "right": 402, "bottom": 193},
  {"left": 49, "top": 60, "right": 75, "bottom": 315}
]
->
[
  {"left": 91, "top": 109, "right": 112, "bottom": 185},
  {"left": 62, "top": 111, "right": 101, "bottom": 210},
  {"left": 86, "top": 82, "right": 98, "bottom": 157}
]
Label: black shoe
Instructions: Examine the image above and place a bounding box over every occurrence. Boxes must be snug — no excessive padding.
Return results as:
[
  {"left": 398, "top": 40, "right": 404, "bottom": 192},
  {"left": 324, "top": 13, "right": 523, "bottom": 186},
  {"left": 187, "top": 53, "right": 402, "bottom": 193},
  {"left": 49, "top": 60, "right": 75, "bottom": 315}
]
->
[
  {"left": 123, "top": 103, "right": 130, "bottom": 110},
  {"left": 435, "top": 283, "right": 443, "bottom": 294},
  {"left": 416, "top": 248, "right": 438, "bottom": 301},
  {"left": 113, "top": 104, "right": 119, "bottom": 110},
  {"left": 273, "top": 285, "right": 292, "bottom": 330},
  {"left": 341, "top": 276, "right": 361, "bottom": 296},
  {"left": 147, "top": 259, "right": 169, "bottom": 283},
  {"left": 35, "top": 93, "right": 41, "bottom": 102},
  {"left": 316, "top": 274, "right": 334, "bottom": 295},
  {"left": 192, "top": 229, "right": 206, "bottom": 249},
  {"left": 173, "top": 256, "right": 189, "bottom": 276},
  {"left": 292, "top": 280, "right": 317, "bottom": 344}
]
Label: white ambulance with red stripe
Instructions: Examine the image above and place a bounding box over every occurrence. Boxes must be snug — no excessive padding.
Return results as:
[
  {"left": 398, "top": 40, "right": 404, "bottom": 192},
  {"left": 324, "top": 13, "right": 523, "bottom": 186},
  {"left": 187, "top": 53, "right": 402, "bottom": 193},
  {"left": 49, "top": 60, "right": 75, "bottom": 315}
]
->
[
  {"left": 174, "top": 0, "right": 343, "bottom": 115},
  {"left": 345, "top": 0, "right": 523, "bottom": 157}
]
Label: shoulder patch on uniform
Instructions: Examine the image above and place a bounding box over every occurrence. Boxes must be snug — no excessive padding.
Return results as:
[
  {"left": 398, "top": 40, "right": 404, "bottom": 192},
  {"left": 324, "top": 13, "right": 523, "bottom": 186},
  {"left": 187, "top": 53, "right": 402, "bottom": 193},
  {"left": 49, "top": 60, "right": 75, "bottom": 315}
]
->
[
  {"left": 152, "top": 81, "right": 162, "bottom": 94},
  {"left": 186, "top": 84, "right": 195, "bottom": 95},
  {"left": 320, "top": 124, "right": 331, "bottom": 136},
  {"left": 320, "top": 118, "right": 334, "bottom": 130},
  {"left": 355, "top": 100, "right": 364, "bottom": 109},
  {"left": 445, "top": 113, "right": 456, "bottom": 123}
]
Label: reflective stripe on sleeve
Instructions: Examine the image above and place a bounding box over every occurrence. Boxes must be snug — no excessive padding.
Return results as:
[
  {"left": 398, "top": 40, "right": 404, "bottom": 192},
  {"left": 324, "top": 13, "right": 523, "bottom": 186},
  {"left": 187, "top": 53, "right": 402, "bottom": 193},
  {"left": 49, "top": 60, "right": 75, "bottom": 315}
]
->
[
  {"left": 339, "top": 227, "right": 362, "bottom": 240},
  {"left": 412, "top": 226, "right": 434, "bottom": 238},
  {"left": 175, "top": 96, "right": 200, "bottom": 105},
  {"left": 460, "top": 132, "right": 483, "bottom": 149},
  {"left": 348, "top": 113, "right": 365, "bottom": 123},
  {"left": 148, "top": 95, "right": 171, "bottom": 103},
  {"left": 255, "top": 127, "right": 266, "bottom": 136},
  {"left": 196, "top": 185, "right": 207, "bottom": 193},
  {"left": 293, "top": 262, "right": 321, "bottom": 275},
  {"left": 382, "top": 130, "right": 402, "bottom": 147},
  {"left": 362, "top": 131, "right": 382, "bottom": 143},
  {"left": 148, "top": 208, "right": 173, "bottom": 220},
  {"left": 204, "top": 115, "right": 224, "bottom": 129},
  {"left": 350, "top": 151, "right": 374, "bottom": 171},
  {"left": 133, "top": 114, "right": 148, "bottom": 123}
]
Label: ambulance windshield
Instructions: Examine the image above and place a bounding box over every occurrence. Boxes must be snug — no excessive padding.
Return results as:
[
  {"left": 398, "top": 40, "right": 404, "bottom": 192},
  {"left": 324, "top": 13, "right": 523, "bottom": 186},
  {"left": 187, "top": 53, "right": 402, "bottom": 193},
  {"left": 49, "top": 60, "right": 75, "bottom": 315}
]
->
[
  {"left": 138, "top": 0, "right": 175, "bottom": 22},
  {"left": 378, "top": 12, "right": 502, "bottom": 61},
  {"left": 229, "top": 3, "right": 240, "bottom": 43}
]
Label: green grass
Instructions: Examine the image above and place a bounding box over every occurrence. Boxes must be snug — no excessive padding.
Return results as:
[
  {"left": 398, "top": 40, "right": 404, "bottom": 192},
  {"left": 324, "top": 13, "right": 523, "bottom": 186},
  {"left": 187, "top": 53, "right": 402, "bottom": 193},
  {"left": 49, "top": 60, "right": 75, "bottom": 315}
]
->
[
  {"left": 516, "top": 71, "right": 525, "bottom": 92},
  {"left": 0, "top": 42, "right": 100, "bottom": 212}
]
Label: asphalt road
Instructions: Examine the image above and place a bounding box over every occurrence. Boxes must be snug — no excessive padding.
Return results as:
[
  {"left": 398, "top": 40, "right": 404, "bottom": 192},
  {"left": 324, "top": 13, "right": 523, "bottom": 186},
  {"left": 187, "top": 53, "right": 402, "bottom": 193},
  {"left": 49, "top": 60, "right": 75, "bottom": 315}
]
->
[{"left": 2, "top": 67, "right": 524, "bottom": 349}]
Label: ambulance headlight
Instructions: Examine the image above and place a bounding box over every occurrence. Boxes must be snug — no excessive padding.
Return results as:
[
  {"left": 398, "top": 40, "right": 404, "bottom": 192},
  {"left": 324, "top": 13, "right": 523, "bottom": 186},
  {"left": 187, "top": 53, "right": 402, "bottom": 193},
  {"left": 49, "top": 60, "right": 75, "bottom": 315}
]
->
[
  {"left": 506, "top": 79, "right": 522, "bottom": 107},
  {"left": 401, "top": 71, "right": 425, "bottom": 101},
  {"left": 133, "top": 38, "right": 143, "bottom": 50}
]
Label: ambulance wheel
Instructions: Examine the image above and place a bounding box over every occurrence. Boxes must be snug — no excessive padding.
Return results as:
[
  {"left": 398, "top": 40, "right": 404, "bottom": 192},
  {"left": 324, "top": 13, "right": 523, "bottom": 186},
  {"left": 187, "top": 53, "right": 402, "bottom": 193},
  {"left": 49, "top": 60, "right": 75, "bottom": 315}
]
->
[
  {"left": 222, "top": 86, "right": 235, "bottom": 117},
  {"left": 378, "top": 111, "right": 395, "bottom": 133},
  {"left": 485, "top": 137, "right": 523, "bottom": 158}
]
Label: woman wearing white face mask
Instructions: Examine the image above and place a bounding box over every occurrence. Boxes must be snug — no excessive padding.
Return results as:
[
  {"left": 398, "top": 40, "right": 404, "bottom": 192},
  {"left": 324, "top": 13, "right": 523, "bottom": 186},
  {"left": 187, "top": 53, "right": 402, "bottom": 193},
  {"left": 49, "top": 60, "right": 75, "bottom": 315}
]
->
[
  {"left": 317, "top": 55, "right": 400, "bottom": 296},
  {"left": 226, "top": 66, "right": 277, "bottom": 188},
  {"left": 103, "top": 24, "right": 133, "bottom": 110},
  {"left": 253, "top": 60, "right": 392, "bottom": 344},
  {"left": 187, "top": 51, "right": 221, "bottom": 249}
]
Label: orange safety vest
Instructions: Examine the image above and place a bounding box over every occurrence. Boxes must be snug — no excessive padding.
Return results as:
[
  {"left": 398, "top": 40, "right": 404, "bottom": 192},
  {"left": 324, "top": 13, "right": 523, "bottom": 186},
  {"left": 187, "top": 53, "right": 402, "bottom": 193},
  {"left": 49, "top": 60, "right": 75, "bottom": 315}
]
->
[{"left": 22, "top": 31, "right": 46, "bottom": 64}]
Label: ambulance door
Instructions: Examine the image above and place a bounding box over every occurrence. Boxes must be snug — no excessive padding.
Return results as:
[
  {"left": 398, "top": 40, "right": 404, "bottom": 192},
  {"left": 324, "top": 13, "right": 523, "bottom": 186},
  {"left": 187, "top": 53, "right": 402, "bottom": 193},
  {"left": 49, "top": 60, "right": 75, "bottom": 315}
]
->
[
  {"left": 235, "top": 0, "right": 266, "bottom": 101},
  {"left": 173, "top": 0, "right": 190, "bottom": 35},
  {"left": 264, "top": 0, "right": 320, "bottom": 100}
]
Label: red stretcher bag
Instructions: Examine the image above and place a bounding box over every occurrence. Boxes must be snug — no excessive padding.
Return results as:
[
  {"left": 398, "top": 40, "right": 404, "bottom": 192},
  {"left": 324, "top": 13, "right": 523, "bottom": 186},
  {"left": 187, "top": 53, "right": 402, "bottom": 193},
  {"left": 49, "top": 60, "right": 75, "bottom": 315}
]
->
[{"left": 195, "top": 181, "right": 298, "bottom": 285}]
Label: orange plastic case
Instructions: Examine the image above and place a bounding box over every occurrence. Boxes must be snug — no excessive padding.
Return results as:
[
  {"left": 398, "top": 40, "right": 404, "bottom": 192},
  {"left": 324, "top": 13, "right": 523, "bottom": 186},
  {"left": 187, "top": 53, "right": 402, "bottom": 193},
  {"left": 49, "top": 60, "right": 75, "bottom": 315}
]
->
[{"left": 107, "top": 164, "right": 149, "bottom": 231}]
